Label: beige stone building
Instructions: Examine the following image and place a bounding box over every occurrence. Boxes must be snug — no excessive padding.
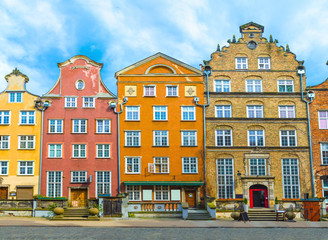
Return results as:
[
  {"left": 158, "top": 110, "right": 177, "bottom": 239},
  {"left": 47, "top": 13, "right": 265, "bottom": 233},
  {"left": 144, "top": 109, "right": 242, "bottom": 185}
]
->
[{"left": 204, "top": 22, "right": 312, "bottom": 209}]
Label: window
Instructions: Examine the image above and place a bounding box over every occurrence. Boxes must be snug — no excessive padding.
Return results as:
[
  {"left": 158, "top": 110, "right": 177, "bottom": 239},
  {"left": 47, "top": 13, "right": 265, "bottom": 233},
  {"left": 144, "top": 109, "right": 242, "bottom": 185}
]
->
[
  {"left": 9, "top": 92, "right": 22, "bottom": 103},
  {"left": 214, "top": 80, "right": 230, "bottom": 92},
  {"left": 182, "top": 157, "right": 198, "bottom": 173},
  {"left": 217, "top": 159, "right": 234, "bottom": 199},
  {"left": 154, "top": 186, "right": 169, "bottom": 201},
  {"left": 71, "top": 171, "right": 87, "bottom": 183},
  {"left": 215, "top": 105, "right": 231, "bottom": 118},
  {"left": 125, "top": 131, "right": 141, "bottom": 147},
  {"left": 49, "top": 120, "right": 63, "bottom": 133},
  {"left": 48, "top": 144, "right": 62, "bottom": 158},
  {"left": 65, "top": 97, "right": 77, "bottom": 107},
  {"left": 320, "top": 143, "right": 328, "bottom": 165},
  {"left": 72, "top": 119, "right": 87, "bottom": 133},
  {"left": 0, "top": 162, "right": 8, "bottom": 175},
  {"left": 278, "top": 80, "right": 294, "bottom": 92},
  {"left": 47, "top": 171, "right": 62, "bottom": 197},
  {"left": 279, "top": 106, "right": 295, "bottom": 118},
  {"left": 0, "top": 136, "right": 9, "bottom": 149},
  {"left": 153, "top": 106, "right": 167, "bottom": 120},
  {"left": 322, "top": 180, "right": 328, "bottom": 201},
  {"left": 181, "top": 106, "right": 195, "bottom": 120},
  {"left": 258, "top": 58, "right": 270, "bottom": 69},
  {"left": 248, "top": 130, "right": 264, "bottom": 146},
  {"left": 83, "top": 97, "right": 95, "bottom": 108},
  {"left": 18, "top": 136, "right": 35, "bottom": 149},
  {"left": 249, "top": 159, "right": 266, "bottom": 176},
  {"left": 75, "top": 80, "right": 85, "bottom": 90},
  {"left": 0, "top": 111, "right": 10, "bottom": 124},
  {"left": 166, "top": 86, "right": 178, "bottom": 97},
  {"left": 18, "top": 161, "right": 34, "bottom": 175},
  {"left": 72, "top": 144, "right": 86, "bottom": 158},
  {"left": 97, "top": 144, "right": 110, "bottom": 158},
  {"left": 154, "top": 157, "right": 169, "bottom": 173},
  {"left": 246, "top": 80, "right": 262, "bottom": 92},
  {"left": 153, "top": 131, "right": 169, "bottom": 146},
  {"left": 282, "top": 158, "right": 300, "bottom": 199},
  {"left": 247, "top": 105, "right": 263, "bottom": 118},
  {"left": 96, "top": 119, "right": 111, "bottom": 133},
  {"left": 181, "top": 131, "right": 197, "bottom": 146},
  {"left": 96, "top": 171, "right": 111, "bottom": 197},
  {"left": 216, "top": 130, "right": 232, "bottom": 146},
  {"left": 19, "top": 111, "right": 35, "bottom": 124},
  {"left": 144, "top": 86, "right": 156, "bottom": 97},
  {"left": 319, "top": 111, "right": 328, "bottom": 129},
  {"left": 126, "top": 106, "right": 140, "bottom": 121},
  {"left": 280, "top": 130, "right": 297, "bottom": 147},
  {"left": 125, "top": 157, "right": 140, "bottom": 173},
  {"left": 126, "top": 186, "right": 141, "bottom": 201},
  {"left": 235, "top": 57, "right": 248, "bottom": 69}
]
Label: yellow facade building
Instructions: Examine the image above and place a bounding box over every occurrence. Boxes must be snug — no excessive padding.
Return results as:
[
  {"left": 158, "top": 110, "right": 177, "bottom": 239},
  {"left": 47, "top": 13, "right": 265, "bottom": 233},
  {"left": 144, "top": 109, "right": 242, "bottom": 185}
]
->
[{"left": 0, "top": 69, "right": 42, "bottom": 200}]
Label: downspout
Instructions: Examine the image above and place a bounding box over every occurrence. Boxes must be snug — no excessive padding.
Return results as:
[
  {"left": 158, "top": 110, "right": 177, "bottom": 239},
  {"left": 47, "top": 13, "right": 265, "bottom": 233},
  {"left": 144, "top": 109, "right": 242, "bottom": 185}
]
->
[
  {"left": 194, "top": 66, "right": 211, "bottom": 201},
  {"left": 298, "top": 66, "right": 315, "bottom": 198},
  {"left": 38, "top": 110, "right": 44, "bottom": 195}
]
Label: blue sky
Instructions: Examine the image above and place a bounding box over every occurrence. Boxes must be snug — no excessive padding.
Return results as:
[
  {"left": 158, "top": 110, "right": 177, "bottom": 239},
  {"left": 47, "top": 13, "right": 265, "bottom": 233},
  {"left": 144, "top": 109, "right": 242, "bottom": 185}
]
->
[{"left": 0, "top": 0, "right": 327, "bottom": 95}]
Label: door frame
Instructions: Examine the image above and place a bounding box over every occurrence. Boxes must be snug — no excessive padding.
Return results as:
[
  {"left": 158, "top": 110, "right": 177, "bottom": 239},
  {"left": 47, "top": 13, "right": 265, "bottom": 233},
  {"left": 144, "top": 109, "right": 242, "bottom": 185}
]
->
[
  {"left": 249, "top": 188, "right": 268, "bottom": 208},
  {"left": 185, "top": 190, "right": 197, "bottom": 208}
]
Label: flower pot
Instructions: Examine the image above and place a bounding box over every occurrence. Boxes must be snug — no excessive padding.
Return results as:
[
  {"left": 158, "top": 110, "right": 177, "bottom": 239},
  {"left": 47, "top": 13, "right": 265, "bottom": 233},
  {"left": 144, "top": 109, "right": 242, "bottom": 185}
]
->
[
  {"left": 286, "top": 212, "right": 296, "bottom": 220},
  {"left": 89, "top": 208, "right": 99, "bottom": 216},
  {"left": 53, "top": 207, "right": 64, "bottom": 215},
  {"left": 243, "top": 204, "right": 249, "bottom": 212},
  {"left": 231, "top": 211, "right": 240, "bottom": 220},
  {"left": 274, "top": 204, "right": 280, "bottom": 211}
]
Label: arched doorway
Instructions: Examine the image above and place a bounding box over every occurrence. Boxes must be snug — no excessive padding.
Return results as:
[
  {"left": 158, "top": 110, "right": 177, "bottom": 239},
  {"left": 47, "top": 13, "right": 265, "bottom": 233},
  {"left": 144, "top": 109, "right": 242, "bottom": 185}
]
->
[{"left": 249, "top": 184, "right": 268, "bottom": 208}]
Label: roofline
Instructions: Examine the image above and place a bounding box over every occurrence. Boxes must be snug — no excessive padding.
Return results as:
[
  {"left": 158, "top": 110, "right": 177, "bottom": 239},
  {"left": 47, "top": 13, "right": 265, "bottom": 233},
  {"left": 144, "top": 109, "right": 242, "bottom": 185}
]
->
[
  {"left": 240, "top": 22, "right": 264, "bottom": 33},
  {"left": 307, "top": 77, "right": 328, "bottom": 89},
  {"left": 57, "top": 55, "right": 103, "bottom": 68}
]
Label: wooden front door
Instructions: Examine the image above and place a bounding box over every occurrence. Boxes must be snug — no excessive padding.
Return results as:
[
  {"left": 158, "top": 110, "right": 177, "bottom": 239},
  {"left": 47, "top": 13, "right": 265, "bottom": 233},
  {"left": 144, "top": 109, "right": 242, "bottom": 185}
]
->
[
  {"left": 71, "top": 189, "right": 88, "bottom": 208},
  {"left": 185, "top": 190, "right": 196, "bottom": 208},
  {"left": 0, "top": 187, "right": 8, "bottom": 200}
]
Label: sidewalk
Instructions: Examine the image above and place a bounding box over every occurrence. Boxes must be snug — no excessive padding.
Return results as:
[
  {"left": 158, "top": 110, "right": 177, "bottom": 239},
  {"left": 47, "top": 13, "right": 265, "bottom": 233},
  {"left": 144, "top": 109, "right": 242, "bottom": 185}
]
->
[{"left": 0, "top": 217, "right": 327, "bottom": 228}]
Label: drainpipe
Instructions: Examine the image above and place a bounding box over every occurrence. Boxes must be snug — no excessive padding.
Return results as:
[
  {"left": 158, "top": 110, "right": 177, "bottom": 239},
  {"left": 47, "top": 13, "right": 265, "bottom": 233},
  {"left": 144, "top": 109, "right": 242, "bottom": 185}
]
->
[
  {"left": 297, "top": 65, "right": 315, "bottom": 198},
  {"left": 194, "top": 65, "right": 211, "bottom": 202},
  {"left": 110, "top": 97, "right": 128, "bottom": 194}
]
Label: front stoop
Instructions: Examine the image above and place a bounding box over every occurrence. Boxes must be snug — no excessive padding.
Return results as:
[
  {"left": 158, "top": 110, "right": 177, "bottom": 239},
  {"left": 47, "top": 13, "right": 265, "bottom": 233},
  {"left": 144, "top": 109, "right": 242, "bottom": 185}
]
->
[
  {"left": 247, "top": 208, "right": 284, "bottom": 221},
  {"left": 187, "top": 209, "right": 213, "bottom": 220},
  {"left": 51, "top": 208, "right": 99, "bottom": 221}
]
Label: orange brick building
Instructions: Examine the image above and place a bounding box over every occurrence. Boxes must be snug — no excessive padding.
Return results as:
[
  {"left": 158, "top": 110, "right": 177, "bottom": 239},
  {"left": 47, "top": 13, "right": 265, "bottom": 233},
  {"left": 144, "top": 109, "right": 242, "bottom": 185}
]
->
[{"left": 115, "top": 53, "right": 205, "bottom": 208}]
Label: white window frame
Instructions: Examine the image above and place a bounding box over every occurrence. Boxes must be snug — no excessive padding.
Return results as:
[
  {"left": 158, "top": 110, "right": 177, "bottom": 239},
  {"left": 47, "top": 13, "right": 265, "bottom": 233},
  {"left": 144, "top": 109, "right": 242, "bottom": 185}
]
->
[
  {"left": 215, "top": 105, "right": 231, "bottom": 118},
  {"left": 322, "top": 180, "right": 328, "bottom": 202},
  {"left": 72, "top": 119, "right": 87, "bottom": 133},
  {"left": 19, "top": 111, "right": 35, "bottom": 125},
  {"left": 320, "top": 143, "right": 328, "bottom": 165},
  {"left": 258, "top": 57, "right": 271, "bottom": 69},
  {"left": 182, "top": 157, "right": 198, "bottom": 173},
  {"left": 217, "top": 158, "right": 234, "bottom": 199},
  {"left": 153, "top": 106, "right": 167, "bottom": 120},
  {"left": 143, "top": 85, "right": 156, "bottom": 97},
  {"left": 246, "top": 80, "right": 262, "bottom": 92},
  {"left": 181, "top": 106, "right": 196, "bottom": 121},
  {"left": 82, "top": 97, "right": 95, "bottom": 108},
  {"left": 96, "top": 144, "right": 111, "bottom": 158},
  {"left": 126, "top": 185, "right": 141, "bottom": 201},
  {"left": 47, "top": 171, "right": 62, "bottom": 197},
  {"left": 0, "top": 111, "right": 10, "bottom": 125},
  {"left": 247, "top": 105, "right": 263, "bottom": 118},
  {"left": 0, "top": 161, "right": 9, "bottom": 175},
  {"left": 48, "top": 119, "right": 63, "bottom": 133},
  {"left": 96, "top": 171, "right": 111, "bottom": 198},
  {"left": 214, "top": 80, "right": 231, "bottom": 92},
  {"left": 153, "top": 157, "right": 169, "bottom": 173},
  {"left": 154, "top": 186, "right": 169, "bottom": 201},
  {"left": 282, "top": 158, "right": 300, "bottom": 199},
  {"left": 248, "top": 130, "right": 265, "bottom": 146},
  {"left": 249, "top": 159, "right": 266, "bottom": 176},
  {"left": 8, "top": 92, "right": 22, "bottom": 103},
  {"left": 96, "top": 119, "right": 111, "bottom": 133},
  {"left": 215, "top": 130, "right": 232, "bottom": 146},
  {"left": 72, "top": 144, "right": 86, "bottom": 158},
  {"left": 181, "top": 131, "right": 197, "bottom": 146},
  {"left": 166, "top": 85, "right": 178, "bottom": 97},
  {"left": 125, "top": 106, "right": 140, "bottom": 121},
  {"left": 0, "top": 136, "right": 10, "bottom": 149},
  {"left": 279, "top": 106, "right": 295, "bottom": 118},
  {"left": 153, "top": 130, "right": 169, "bottom": 146},
  {"left": 235, "top": 57, "right": 248, "bottom": 69},
  {"left": 18, "top": 161, "right": 34, "bottom": 175},
  {"left": 65, "top": 97, "right": 77, "bottom": 108},
  {"left": 278, "top": 80, "right": 294, "bottom": 93},
  {"left": 280, "top": 130, "right": 297, "bottom": 147},
  {"left": 319, "top": 111, "right": 328, "bottom": 129},
  {"left": 71, "top": 171, "right": 87, "bottom": 183},
  {"left": 18, "top": 135, "right": 35, "bottom": 149},
  {"left": 48, "top": 144, "right": 62, "bottom": 158},
  {"left": 125, "top": 131, "right": 141, "bottom": 147},
  {"left": 125, "top": 157, "right": 141, "bottom": 174}
]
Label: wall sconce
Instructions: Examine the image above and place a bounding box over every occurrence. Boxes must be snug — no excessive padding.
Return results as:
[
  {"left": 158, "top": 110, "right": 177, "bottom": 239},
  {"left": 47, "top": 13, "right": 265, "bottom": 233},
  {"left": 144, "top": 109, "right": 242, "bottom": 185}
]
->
[{"left": 237, "top": 170, "right": 242, "bottom": 177}]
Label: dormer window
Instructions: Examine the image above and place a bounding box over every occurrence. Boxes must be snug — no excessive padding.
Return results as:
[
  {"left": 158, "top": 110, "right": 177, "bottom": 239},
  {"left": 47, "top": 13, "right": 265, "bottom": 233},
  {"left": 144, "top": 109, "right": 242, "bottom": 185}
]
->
[
  {"left": 249, "top": 33, "right": 255, "bottom": 38},
  {"left": 75, "top": 80, "right": 85, "bottom": 90},
  {"left": 9, "top": 92, "right": 22, "bottom": 103}
]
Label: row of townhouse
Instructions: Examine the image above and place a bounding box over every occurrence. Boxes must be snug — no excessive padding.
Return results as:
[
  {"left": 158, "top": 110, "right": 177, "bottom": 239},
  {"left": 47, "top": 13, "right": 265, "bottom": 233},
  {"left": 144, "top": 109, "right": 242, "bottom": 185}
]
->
[{"left": 0, "top": 22, "right": 327, "bottom": 210}]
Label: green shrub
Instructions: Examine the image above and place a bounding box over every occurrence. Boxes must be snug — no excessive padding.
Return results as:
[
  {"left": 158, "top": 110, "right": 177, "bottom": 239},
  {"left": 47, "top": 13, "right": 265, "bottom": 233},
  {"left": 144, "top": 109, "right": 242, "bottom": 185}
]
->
[
  {"left": 275, "top": 197, "right": 279, "bottom": 204},
  {"left": 243, "top": 198, "right": 248, "bottom": 204},
  {"left": 207, "top": 202, "right": 216, "bottom": 209},
  {"left": 48, "top": 203, "right": 58, "bottom": 211}
]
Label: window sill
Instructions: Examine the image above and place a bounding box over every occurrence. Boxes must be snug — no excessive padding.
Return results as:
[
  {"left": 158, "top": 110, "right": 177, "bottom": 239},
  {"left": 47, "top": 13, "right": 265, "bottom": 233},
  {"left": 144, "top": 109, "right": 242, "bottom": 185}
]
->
[
  {"left": 96, "top": 157, "right": 111, "bottom": 159},
  {"left": 17, "top": 174, "right": 34, "bottom": 176},
  {"left": 70, "top": 182, "right": 88, "bottom": 184},
  {"left": 320, "top": 164, "right": 328, "bottom": 166},
  {"left": 71, "top": 132, "right": 88, "bottom": 134},
  {"left": 125, "top": 172, "right": 141, "bottom": 174},
  {"left": 182, "top": 172, "right": 198, "bottom": 174},
  {"left": 166, "top": 96, "right": 179, "bottom": 98},
  {"left": 71, "top": 158, "right": 87, "bottom": 159},
  {"left": 180, "top": 120, "right": 196, "bottom": 122},
  {"left": 18, "top": 149, "right": 35, "bottom": 150},
  {"left": 125, "top": 120, "right": 140, "bottom": 122},
  {"left": 152, "top": 146, "right": 169, "bottom": 147},
  {"left": 0, "top": 149, "right": 10, "bottom": 150},
  {"left": 64, "top": 107, "right": 78, "bottom": 109},
  {"left": 152, "top": 120, "right": 168, "bottom": 122},
  {"left": 0, "top": 124, "right": 10, "bottom": 126},
  {"left": 48, "top": 132, "right": 64, "bottom": 134},
  {"left": 48, "top": 157, "right": 62, "bottom": 159},
  {"left": 124, "top": 146, "right": 141, "bottom": 148},
  {"left": 143, "top": 96, "right": 156, "bottom": 97},
  {"left": 82, "top": 107, "right": 95, "bottom": 109},
  {"left": 19, "top": 124, "right": 36, "bottom": 126},
  {"left": 181, "top": 145, "right": 197, "bottom": 147},
  {"left": 95, "top": 132, "right": 111, "bottom": 134}
]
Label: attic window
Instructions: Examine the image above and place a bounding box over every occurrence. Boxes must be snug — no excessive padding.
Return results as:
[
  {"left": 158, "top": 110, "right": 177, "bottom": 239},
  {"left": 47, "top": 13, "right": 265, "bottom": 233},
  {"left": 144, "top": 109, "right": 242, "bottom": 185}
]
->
[
  {"left": 249, "top": 33, "right": 255, "bottom": 38},
  {"left": 248, "top": 41, "right": 257, "bottom": 50},
  {"left": 75, "top": 80, "right": 85, "bottom": 90}
]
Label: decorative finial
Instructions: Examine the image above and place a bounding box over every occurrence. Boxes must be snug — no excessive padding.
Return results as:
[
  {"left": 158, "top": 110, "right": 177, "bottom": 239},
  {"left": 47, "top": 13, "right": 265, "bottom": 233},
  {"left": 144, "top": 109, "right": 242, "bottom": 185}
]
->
[
  {"left": 227, "top": 39, "right": 231, "bottom": 44},
  {"left": 12, "top": 68, "right": 22, "bottom": 76},
  {"left": 274, "top": 39, "right": 278, "bottom": 43},
  {"left": 326, "top": 60, "right": 328, "bottom": 65},
  {"left": 286, "top": 44, "right": 290, "bottom": 52},
  {"left": 203, "top": 60, "right": 210, "bottom": 65},
  {"left": 216, "top": 44, "right": 220, "bottom": 52},
  {"left": 269, "top": 35, "right": 273, "bottom": 43},
  {"left": 299, "top": 60, "right": 304, "bottom": 66},
  {"left": 232, "top": 35, "right": 236, "bottom": 43}
]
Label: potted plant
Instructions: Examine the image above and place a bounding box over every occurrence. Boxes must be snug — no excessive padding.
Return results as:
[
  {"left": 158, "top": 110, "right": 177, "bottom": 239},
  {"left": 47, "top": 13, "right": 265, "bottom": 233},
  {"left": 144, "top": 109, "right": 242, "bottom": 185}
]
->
[
  {"left": 231, "top": 211, "right": 240, "bottom": 220},
  {"left": 274, "top": 197, "right": 279, "bottom": 211},
  {"left": 243, "top": 198, "right": 249, "bottom": 212},
  {"left": 286, "top": 209, "right": 296, "bottom": 221}
]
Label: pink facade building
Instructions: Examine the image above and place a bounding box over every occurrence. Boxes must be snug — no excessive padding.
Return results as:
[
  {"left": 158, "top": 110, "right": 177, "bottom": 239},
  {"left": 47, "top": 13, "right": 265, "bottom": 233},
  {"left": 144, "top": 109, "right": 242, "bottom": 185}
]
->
[{"left": 41, "top": 56, "right": 117, "bottom": 206}]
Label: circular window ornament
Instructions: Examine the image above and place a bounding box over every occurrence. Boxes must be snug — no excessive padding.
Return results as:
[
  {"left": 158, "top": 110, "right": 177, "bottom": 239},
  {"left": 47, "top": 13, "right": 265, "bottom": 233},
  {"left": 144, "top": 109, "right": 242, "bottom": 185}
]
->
[
  {"left": 247, "top": 41, "right": 257, "bottom": 50},
  {"left": 75, "top": 80, "right": 85, "bottom": 90}
]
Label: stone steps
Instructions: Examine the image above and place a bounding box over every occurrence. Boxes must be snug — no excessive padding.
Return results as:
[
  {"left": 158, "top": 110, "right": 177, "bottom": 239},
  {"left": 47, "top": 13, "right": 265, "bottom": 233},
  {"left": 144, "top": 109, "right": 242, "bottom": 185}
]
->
[
  {"left": 52, "top": 208, "right": 99, "bottom": 221},
  {"left": 247, "top": 209, "right": 284, "bottom": 221},
  {"left": 187, "top": 210, "right": 212, "bottom": 220}
]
